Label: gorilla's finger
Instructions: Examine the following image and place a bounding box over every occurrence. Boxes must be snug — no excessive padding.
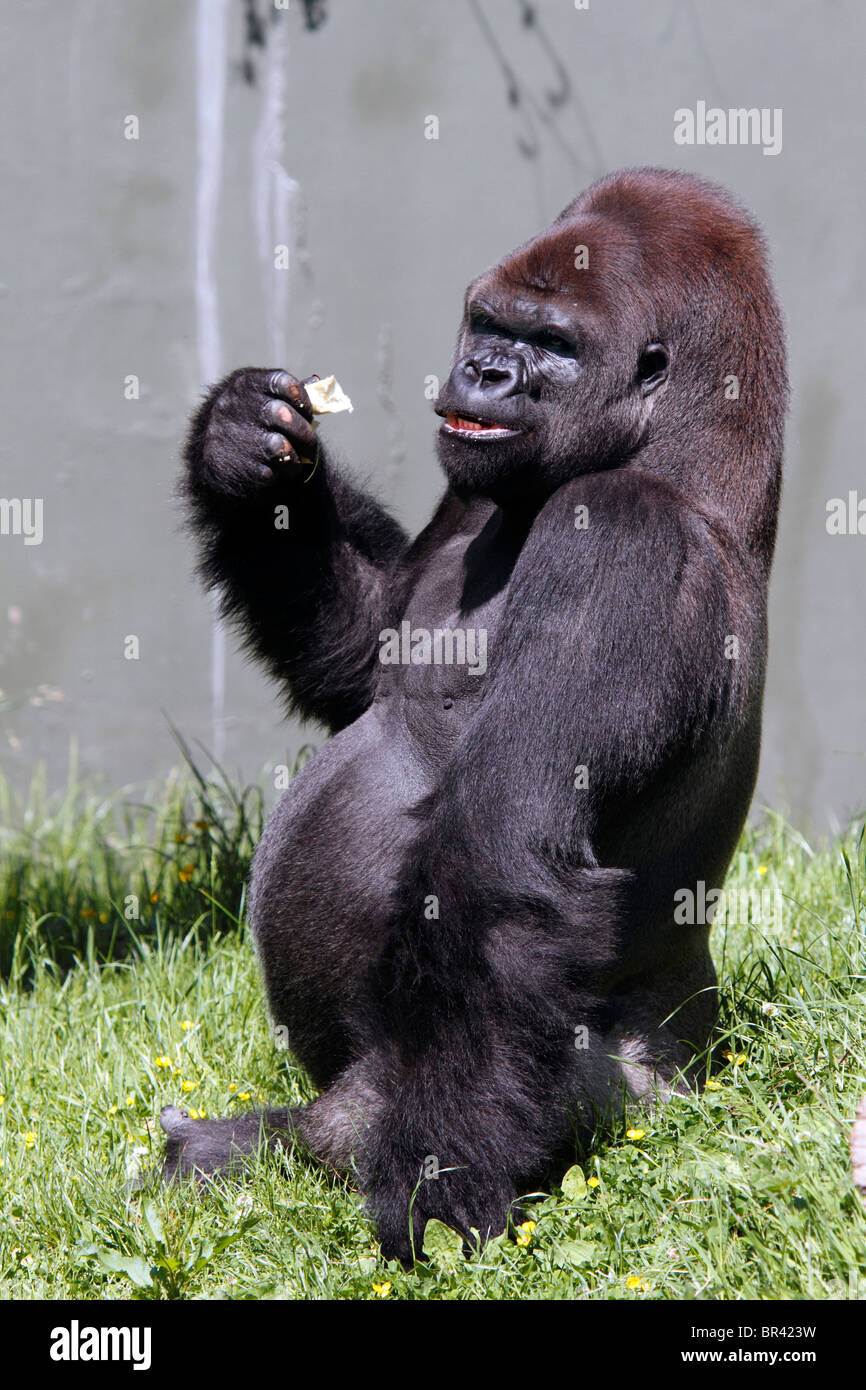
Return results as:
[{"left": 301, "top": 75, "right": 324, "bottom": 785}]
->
[
  {"left": 262, "top": 398, "right": 318, "bottom": 456},
  {"left": 263, "top": 431, "right": 301, "bottom": 465},
  {"left": 268, "top": 369, "right": 315, "bottom": 422}
]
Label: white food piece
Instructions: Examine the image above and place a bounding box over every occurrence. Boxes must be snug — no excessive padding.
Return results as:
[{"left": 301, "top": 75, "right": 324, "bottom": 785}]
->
[{"left": 305, "top": 375, "right": 354, "bottom": 415}]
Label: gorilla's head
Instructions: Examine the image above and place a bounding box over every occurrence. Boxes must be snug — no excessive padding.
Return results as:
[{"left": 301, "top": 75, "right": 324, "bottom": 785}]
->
[{"left": 435, "top": 168, "right": 787, "bottom": 556}]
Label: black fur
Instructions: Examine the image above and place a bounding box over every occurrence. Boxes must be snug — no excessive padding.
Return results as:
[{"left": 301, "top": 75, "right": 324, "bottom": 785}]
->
[{"left": 169, "top": 169, "right": 787, "bottom": 1264}]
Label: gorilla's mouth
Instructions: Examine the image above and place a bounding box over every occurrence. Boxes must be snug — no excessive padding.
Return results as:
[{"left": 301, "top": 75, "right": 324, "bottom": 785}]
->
[{"left": 439, "top": 411, "right": 524, "bottom": 439}]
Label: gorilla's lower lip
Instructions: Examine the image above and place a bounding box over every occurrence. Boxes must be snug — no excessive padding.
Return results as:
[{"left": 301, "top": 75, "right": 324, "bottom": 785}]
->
[{"left": 440, "top": 413, "right": 523, "bottom": 439}]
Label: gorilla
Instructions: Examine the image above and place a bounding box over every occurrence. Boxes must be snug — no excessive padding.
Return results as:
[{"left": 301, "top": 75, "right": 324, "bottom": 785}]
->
[{"left": 165, "top": 167, "right": 787, "bottom": 1264}]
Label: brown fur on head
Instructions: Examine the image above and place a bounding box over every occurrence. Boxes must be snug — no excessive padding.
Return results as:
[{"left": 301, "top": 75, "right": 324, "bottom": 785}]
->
[{"left": 442, "top": 168, "right": 786, "bottom": 560}]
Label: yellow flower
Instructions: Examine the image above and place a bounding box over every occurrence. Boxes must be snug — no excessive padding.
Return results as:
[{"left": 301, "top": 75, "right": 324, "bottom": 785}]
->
[
  {"left": 181, "top": 1081, "right": 197, "bottom": 1093},
  {"left": 108, "top": 1104, "right": 118, "bottom": 1115},
  {"left": 0, "top": 1095, "right": 5, "bottom": 1106},
  {"left": 238, "top": 1092, "right": 251, "bottom": 1101},
  {"left": 587, "top": 1176, "right": 600, "bottom": 1188},
  {"left": 198, "top": 1109, "right": 207, "bottom": 1118},
  {"left": 23, "top": 1131, "right": 36, "bottom": 1148},
  {"left": 515, "top": 1220, "right": 537, "bottom": 1247},
  {"left": 757, "top": 864, "right": 768, "bottom": 875},
  {"left": 126, "top": 1094, "right": 135, "bottom": 1107},
  {"left": 181, "top": 1020, "right": 193, "bottom": 1031},
  {"left": 155, "top": 1055, "right": 172, "bottom": 1068},
  {"left": 705, "top": 1079, "right": 722, "bottom": 1091},
  {"left": 625, "top": 1128, "right": 645, "bottom": 1141},
  {"left": 178, "top": 864, "right": 195, "bottom": 883},
  {"left": 228, "top": 1083, "right": 238, "bottom": 1093},
  {"left": 371, "top": 1282, "right": 392, "bottom": 1297},
  {"left": 626, "top": 1275, "right": 650, "bottom": 1291},
  {"left": 734, "top": 1054, "right": 747, "bottom": 1066},
  {"left": 150, "top": 892, "right": 159, "bottom": 903},
  {"left": 722, "top": 1049, "right": 733, "bottom": 1060},
  {"left": 188, "top": 1108, "right": 199, "bottom": 1119}
]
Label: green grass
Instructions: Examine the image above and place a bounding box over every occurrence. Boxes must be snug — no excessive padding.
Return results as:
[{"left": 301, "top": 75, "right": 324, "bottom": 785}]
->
[{"left": 0, "top": 753, "right": 864, "bottom": 1300}]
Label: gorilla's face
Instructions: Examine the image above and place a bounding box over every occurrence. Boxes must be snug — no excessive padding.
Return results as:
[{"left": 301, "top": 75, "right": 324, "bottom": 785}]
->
[{"left": 434, "top": 225, "right": 669, "bottom": 505}]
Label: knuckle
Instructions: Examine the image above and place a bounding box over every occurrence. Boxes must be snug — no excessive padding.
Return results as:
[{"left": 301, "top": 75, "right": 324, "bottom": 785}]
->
[
  {"left": 264, "top": 398, "right": 293, "bottom": 430},
  {"left": 263, "top": 430, "right": 293, "bottom": 459},
  {"left": 268, "top": 368, "right": 296, "bottom": 397},
  {"left": 228, "top": 367, "right": 252, "bottom": 394}
]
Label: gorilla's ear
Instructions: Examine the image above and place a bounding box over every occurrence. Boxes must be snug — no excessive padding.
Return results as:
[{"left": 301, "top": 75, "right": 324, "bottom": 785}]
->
[{"left": 636, "top": 343, "right": 669, "bottom": 395}]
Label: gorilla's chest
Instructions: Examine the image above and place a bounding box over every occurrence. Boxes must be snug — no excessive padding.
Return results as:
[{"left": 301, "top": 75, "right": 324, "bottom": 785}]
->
[{"left": 374, "top": 531, "right": 510, "bottom": 762}]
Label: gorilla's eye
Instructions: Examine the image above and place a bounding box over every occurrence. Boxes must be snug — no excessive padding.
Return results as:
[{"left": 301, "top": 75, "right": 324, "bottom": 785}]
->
[
  {"left": 535, "top": 329, "right": 574, "bottom": 355},
  {"left": 468, "top": 311, "right": 501, "bottom": 337}
]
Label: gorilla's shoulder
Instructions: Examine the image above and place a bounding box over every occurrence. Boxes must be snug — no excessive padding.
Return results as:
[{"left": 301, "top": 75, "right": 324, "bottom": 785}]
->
[{"left": 531, "top": 468, "right": 704, "bottom": 565}]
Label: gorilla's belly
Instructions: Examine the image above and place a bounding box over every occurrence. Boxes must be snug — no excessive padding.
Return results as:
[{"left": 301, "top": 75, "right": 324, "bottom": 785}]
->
[
  {"left": 247, "top": 586, "right": 499, "bottom": 1082},
  {"left": 251, "top": 706, "right": 425, "bottom": 939},
  {"left": 246, "top": 700, "right": 439, "bottom": 1081}
]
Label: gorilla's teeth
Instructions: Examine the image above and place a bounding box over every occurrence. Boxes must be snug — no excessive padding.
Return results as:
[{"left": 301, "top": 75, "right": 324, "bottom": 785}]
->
[{"left": 448, "top": 413, "right": 500, "bottom": 432}]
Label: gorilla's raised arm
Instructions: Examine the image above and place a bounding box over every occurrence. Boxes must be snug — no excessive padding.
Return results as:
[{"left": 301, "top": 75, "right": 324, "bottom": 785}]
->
[{"left": 182, "top": 368, "right": 407, "bottom": 731}]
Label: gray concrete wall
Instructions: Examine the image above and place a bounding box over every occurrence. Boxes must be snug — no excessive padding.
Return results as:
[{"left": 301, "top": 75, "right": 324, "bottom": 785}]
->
[{"left": 0, "top": 0, "right": 863, "bottom": 834}]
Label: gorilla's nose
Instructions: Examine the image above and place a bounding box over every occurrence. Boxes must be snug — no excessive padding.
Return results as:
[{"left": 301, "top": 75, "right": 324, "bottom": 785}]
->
[{"left": 456, "top": 354, "right": 523, "bottom": 398}]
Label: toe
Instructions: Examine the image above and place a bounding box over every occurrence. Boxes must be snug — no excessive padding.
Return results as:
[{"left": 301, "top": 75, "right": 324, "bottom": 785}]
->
[{"left": 159, "top": 1105, "right": 192, "bottom": 1136}]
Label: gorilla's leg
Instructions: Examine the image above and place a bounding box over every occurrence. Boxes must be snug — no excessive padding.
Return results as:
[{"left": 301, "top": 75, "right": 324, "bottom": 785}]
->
[
  {"left": 159, "top": 1105, "right": 296, "bottom": 1183},
  {"left": 159, "top": 1065, "right": 384, "bottom": 1185}
]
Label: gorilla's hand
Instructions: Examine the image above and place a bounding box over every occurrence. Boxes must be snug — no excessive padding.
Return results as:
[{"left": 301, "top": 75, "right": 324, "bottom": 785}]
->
[
  {"left": 372, "top": 1156, "right": 518, "bottom": 1268},
  {"left": 186, "top": 367, "right": 320, "bottom": 502},
  {"left": 181, "top": 362, "right": 407, "bottom": 728}
]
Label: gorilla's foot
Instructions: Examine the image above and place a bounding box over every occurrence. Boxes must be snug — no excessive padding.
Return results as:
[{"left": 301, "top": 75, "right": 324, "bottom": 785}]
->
[{"left": 159, "top": 1104, "right": 295, "bottom": 1184}]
